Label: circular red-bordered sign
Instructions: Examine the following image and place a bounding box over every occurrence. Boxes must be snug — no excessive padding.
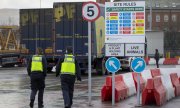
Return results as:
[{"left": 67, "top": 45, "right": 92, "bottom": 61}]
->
[{"left": 82, "top": 2, "right": 100, "bottom": 22}]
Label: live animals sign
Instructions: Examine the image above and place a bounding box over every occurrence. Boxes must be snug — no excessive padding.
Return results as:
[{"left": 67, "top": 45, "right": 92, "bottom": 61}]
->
[{"left": 125, "top": 44, "right": 144, "bottom": 56}]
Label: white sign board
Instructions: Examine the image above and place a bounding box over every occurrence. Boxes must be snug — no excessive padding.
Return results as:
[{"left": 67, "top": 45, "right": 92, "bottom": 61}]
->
[
  {"left": 105, "top": 1, "right": 145, "bottom": 43},
  {"left": 105, "top": 43, "right": 124, "bottom": 56},
  {"left": 125, "top": 44, "right": 145, "bottom": 56}
]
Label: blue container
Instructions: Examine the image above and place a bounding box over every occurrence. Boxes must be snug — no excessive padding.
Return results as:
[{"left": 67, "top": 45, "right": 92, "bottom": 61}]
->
[
  {"left": 53, "top": 2, "right": 105, "bottom": 58},
  {"left": 20, "top": 9, "right": 53, "bottom": 54},
  {"left": 20, "top": 3, "right": 105, "bottom": 73}
]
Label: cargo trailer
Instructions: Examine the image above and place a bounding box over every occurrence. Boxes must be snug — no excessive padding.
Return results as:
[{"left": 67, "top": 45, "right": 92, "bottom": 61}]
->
[
  {"left": 20, "top": 2, "right": 106, "bottom": 74},
  {"left": 53, "top": 2, "right": 105, "bottom": 74},
  {"left": 20, "top": 8, "right": 55, "bottom": 71},
  {"left": 20, "top": 8, "right": 53, "bottom": 54},
  {"left": 0, "top": 26, "right": 22, "bottom": 67}
]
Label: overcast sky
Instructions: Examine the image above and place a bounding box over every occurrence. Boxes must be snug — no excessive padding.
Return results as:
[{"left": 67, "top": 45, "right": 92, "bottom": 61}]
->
[{"left": 0, "top": 0, "right": 96, "bottom": 9}]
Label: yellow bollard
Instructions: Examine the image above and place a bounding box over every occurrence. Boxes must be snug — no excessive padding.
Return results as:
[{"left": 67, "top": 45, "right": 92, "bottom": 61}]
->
[{"left": 166, "top": 52, "right": 170, "bottom": 59}]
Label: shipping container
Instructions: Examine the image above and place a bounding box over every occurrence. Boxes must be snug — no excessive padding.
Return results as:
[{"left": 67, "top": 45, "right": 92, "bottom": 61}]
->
[
  {"left": 20, "top": 8, "right": 53, "bottom": 54},
  {"left": 20, "top": 2, "right": 105, "bottom": 74},
  {"left": 54, "top": 2, "right": 105, "bottom": 56},
  {"left": 53, "top": 2, "right": 105, "bottom": 74}
]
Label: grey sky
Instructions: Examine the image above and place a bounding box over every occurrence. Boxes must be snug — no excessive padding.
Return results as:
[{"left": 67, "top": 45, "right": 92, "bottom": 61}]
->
[{"left": 0, "top": 0, "right": 96, "bottom": 9}]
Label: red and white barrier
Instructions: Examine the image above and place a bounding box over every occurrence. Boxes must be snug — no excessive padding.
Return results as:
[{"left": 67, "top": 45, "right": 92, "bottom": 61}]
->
[
  {"left": 141, "top": 70, "right": 152, "bottom": 83},
  {"left": 101, "top": 68, "right": 180, "bottom": 106},
  {"left": 159, "top": 75, "right": 175, "bottom": 101},
  {"left": 132, "top": 73, "right": 145, "bottom": 92},
  {"left": 160, "top": 58, "right": 166, "bottom": 65},
  {"left": 170, "top": 73, "right": 180, "bottom": 96},
  {"left": 142, "top": 77, "right": 166, "bottom": 106},
  {"left": 145, "top": 58, "right": 180, "bottom": 65},
  {"left": 148, "top": 58, "right": 156, "bottom": 65},
  {"left": 178, "top": 58, "right": 180, "bottom": 64},
  {"left": 151, "top": 69, "right": 161, "bottom": 77},
  {"left": 101, "top": 76, "right": 128, "bottom": 102},
  {"left": 122, "top": 73, "right": 136, "bottom": 97}
]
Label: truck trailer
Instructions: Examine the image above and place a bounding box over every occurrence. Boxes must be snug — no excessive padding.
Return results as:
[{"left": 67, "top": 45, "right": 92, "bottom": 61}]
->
[
  {"left": 0, "top": 26, "right": 22, "bottom": 67},
  {"left": 20, "top": 2, "right": 106, "bottom": 74}
]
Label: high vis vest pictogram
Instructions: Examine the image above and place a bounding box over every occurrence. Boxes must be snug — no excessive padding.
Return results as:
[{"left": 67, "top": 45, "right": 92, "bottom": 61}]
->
[
  {"left": 31, "top": 55, "right": 43, "bottom": 72},
  {"left": 61, "top": 54, "right": 75, "bottom": 75}
]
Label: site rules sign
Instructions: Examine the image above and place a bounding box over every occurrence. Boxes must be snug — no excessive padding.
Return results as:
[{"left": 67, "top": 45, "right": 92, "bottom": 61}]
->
[{"left": 105, "top": 1, "right": 145, "bottom": 44}]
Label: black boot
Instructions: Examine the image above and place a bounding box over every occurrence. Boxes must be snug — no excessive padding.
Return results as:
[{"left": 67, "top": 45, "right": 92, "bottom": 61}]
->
[
  {"left": 38, "top": 100, "right": 44, "bottom": 108},
  {"left": 29, "top": 99, "right": 34, "bottom": 108},
  {"left": 38, "top": 104, "right": 44, "bottom": 108}
]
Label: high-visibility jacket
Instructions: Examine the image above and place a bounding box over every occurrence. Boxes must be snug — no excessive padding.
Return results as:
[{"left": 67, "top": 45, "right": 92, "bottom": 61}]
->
[
  {"left": 31, "top": 55, "right": 43, "bottom": 72},
  {"left": 61, "top": 54, "right": 75, "bottom": 75}
]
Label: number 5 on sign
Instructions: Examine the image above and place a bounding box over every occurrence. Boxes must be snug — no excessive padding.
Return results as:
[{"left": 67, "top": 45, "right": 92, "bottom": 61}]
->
[{"left": 82, "top": 2, "right": 100, "bottom": 22}]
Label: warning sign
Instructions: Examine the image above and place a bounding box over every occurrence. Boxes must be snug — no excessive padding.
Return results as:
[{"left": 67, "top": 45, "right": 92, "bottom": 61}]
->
[
  {"left": 105, "top": 43, "right": 124, "bottom": 56},
  {"left": 125, "top": 44, "right": 144, "bottom": 56}
]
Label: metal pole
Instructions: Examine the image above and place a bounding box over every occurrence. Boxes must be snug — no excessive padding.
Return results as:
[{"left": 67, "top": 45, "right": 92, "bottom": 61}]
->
[
  {"left": 137, "top": 73, "right": 141, "bottom": 106},
  {"left": 88, "top": 22, "right": 92, "bottom": 106},
  {"left": 36, "top": 0, "right": 42, "bottom": 54},
  {"left": 149, "top": 0, "right": 152, "bottom": 31},
  {"left": 36, "top": 24, "right": 38, "bottom": 54},
  {"left": 110, "top": 0, "right": 114, "bottom": 106},
  {"left": 53, "top": 15, "right": 56, "bottom": 56},
  {"left": 73, "top": 14, "right": 75, "bottom": 55},
  {"left": 112, "top": 72, "right": 115, "bottom": 106}
]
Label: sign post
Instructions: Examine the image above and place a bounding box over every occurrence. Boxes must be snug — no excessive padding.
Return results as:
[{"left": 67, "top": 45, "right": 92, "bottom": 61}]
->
[
  {"left": 82, "top": 2, "right": 100, "bottom": 106},
  {"left": 105, "top": 57, "right": 121, "bottom": 106},
  {"left": 131, "top": 57, "right": 146, "bottom": 106}
]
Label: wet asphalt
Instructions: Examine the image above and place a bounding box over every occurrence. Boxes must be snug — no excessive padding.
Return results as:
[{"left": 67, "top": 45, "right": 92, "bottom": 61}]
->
[{"left": 0, "top": 65, "right": 180, "bottom": 108}]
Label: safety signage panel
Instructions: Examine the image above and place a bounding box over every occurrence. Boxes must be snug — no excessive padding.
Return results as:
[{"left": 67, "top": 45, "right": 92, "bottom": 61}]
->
[
  {"left": 125, "top": 44, "right": 144, "bottom": 56},
  {"left": 131, "top": 57, "right": 146, "bottom": 73},
  {"left": 105, "top": 43, "right": 124, "bottom": 56},
  {"left": 105, "top": 1, "right": 145, "bottom": 43},
  {"left": 105, "top": 57, "right": 121, "bottom": 73}
]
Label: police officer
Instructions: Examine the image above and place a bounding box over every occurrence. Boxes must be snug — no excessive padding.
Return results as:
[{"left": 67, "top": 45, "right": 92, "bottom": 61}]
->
[
  {"left": 56, "top": 46, "right": 81, "bottom": 108},
  {"left": 27, "top": 48, "right": 47, "bottom": 108}
]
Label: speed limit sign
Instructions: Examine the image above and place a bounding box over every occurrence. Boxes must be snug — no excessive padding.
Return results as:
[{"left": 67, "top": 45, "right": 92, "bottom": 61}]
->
[{"left": 82, "top": 2, "right": 100, "bottom": 22}]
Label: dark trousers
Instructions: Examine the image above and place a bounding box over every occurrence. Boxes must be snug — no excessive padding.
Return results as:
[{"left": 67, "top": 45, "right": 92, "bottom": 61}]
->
[
  {"left": 30, "top": 89, "right": 44, "bottom": 106},
  {"left": 30, "top": 73, "right": 45, "bottom": 106},
  {"left": 156, "top": 59, "right": 159, "bottom": 68},
  {"left": 60, "top": 74, "right": 75, "bottom": 108}
]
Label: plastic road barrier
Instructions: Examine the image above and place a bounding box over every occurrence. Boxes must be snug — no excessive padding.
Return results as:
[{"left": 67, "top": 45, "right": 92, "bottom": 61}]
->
[
  {"left": 122, "top": 73, "right": 137, "bottom": 97},
  {"left": 142, "top": 77, "right": 166, "bottom": 106},
  {"left": 141, "top": 70, "right": 152, "bottom": 83},
  {"left": 151, "top": 69, "right": 161, "bottom": 77},
  {"left": 163, "top": 58, "right": 178, "bottom": 65},
  {"left": 101, "top": 75, "right": 128, "bottom": 102},
  {"left": 160, "top": 75, "right": 175, "bottom": 101},
  {"left": 132, "top": 72, "right": 145, "bottom": 92},
  {"left": 170, "top": 73, "right": 180, "bottom": 96}
]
